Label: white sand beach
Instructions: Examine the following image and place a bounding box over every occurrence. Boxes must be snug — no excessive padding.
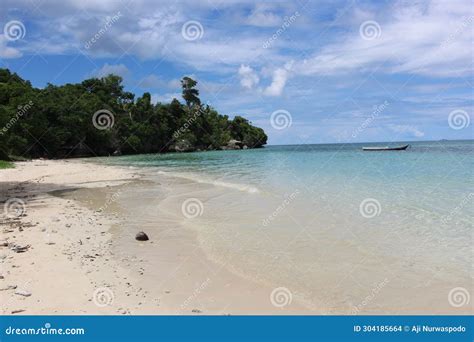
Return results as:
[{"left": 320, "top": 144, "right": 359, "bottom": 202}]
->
[{"left": 0, "top": 159, "right": 310, "bottom": 315}]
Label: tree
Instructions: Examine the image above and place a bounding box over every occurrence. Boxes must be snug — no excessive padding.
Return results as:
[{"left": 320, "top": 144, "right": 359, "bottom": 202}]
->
[
  {"left": 181, "top": 77, "right": 201, "bottom": 111},
  {"left": 0, "top": 68, "right": 267, "bottom": 160}
]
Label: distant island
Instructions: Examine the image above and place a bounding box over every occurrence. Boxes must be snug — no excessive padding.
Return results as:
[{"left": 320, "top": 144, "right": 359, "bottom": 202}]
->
[{"left": 0, "top": 69, "right": 267, "bottom": 160}]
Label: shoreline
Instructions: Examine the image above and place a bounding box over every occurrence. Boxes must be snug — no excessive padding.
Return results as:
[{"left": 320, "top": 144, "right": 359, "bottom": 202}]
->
[{"left": 0, "top": 159, "right": 311, "bottom": 315}]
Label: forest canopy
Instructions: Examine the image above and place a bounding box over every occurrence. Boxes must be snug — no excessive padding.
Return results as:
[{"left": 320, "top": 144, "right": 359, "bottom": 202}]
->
[{"left": 0, "top": 69, "right": 267, "bottom": 160}]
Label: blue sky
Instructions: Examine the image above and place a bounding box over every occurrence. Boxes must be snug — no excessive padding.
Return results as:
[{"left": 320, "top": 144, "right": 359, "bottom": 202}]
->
[{"left": 0, "top": 0, "right": 472, "bottom": 144}]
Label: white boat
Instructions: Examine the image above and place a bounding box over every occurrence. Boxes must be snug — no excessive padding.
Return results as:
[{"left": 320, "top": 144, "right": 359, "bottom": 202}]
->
[{"left": 362, "top": 144, "right": 410, "bottom": 151}]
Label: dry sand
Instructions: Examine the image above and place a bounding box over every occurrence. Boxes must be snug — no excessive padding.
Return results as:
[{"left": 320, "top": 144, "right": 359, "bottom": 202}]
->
[{"left": 0, "top": 159, "right": 311, "bottom": 315}]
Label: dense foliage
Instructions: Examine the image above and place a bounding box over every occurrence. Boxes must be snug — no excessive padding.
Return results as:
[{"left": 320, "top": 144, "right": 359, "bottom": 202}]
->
[{"left": 0, "top": 69, "right": 267, "bottom": 160}]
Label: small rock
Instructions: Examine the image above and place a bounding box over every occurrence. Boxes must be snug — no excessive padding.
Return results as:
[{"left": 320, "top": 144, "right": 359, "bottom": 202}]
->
[
  {"left": 15, "top": 289, "right": 31, "bottom": 297},
  {"left": 0, "top": 285, "right": 17, "bottom": 291},
  {"left": 10, "top": 245, "right": 30, "bottom": 253},
  {"left": 192, "top": 309, "right": 202, "bottom": 313},
  {"left": 135, "top": 232, "right": 149, "bottom": 241}
]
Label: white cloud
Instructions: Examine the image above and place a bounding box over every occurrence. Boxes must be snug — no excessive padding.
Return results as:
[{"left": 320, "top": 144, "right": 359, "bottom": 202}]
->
[
  {"left": 2, "top": 0, "right": 471, "bottom": 80},
  {"left": 389, "top": 124, "right": 425, "bottom": 138},
  {"left": 92, "top": 63, "right": 129, "bottom": 78},
  {"left": 0, "top": 35, "right": 22, "bottom": 58},
  {"left": 263, "top": 62, "right": 293, "bottom": 96},
  {"left": 138, "top": 74, "right": 182, "bottom": 90},
  {"left": 151, "top": 92, "right": 181, "bottom": 104},
  {"left": 246, "top": 4, "right": 282, "bottom": 27},
  {"left": 296, "top": 0, "right": 473, "bottom": 77},
  {"left": 139, "top": 74, "right": 162, "bottom": 88},
  {"left": 238, "top": 64, "right": 259, "bottom": 89}
]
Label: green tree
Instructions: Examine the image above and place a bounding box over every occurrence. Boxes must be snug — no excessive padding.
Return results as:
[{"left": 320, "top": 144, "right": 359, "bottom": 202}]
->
[
  {"left": 0, "top": 68, "right": 267, "bottom": 160},
  {"left": 181, "top": 77, "right": 201, "bottom": 111}
]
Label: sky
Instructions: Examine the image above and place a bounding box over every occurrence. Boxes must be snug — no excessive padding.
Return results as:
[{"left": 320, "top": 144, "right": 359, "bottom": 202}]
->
[{"left": 0, "top": 0, "right": 472, "bottom": 145}]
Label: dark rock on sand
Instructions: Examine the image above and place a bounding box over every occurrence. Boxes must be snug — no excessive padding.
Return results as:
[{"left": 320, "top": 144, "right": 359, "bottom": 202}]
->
[{"left": 135, "top": 232, "right": 149, "bottom": 241}]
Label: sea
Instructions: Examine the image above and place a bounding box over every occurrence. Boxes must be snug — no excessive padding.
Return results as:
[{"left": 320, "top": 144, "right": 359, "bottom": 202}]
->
[{"left": 96, "top": 140, "right": 473, "bottom": 313}]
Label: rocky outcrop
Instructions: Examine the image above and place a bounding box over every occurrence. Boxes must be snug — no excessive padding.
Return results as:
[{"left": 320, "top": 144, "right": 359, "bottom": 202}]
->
[
  {"left": 220, "top": 139, "right": 244, "bottom": 150},
  {"left": 170, "top": 139, "right": 195, "bottom": 152}
]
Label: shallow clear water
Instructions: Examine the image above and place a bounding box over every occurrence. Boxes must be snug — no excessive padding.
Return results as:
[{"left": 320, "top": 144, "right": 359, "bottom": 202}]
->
[{"left": 97, "top": 140, "right": 473, "bottom": 313}]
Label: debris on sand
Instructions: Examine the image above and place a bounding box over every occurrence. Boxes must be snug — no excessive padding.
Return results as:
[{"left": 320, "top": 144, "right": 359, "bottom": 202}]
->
[{"left": 135, "top": 232, "right": 149, "bottom": 241}]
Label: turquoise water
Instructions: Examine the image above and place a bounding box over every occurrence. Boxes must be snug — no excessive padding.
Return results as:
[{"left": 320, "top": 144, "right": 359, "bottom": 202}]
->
[{"left": 99, "top": 140, "right": 473, "bottom": 313}]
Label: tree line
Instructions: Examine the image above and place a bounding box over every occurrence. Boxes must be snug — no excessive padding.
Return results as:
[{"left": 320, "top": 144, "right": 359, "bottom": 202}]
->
[{"left": 0, "top": 69, "right": 267, "bottom": 160}]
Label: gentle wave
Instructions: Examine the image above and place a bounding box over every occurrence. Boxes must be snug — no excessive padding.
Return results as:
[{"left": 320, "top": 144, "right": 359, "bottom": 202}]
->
[{"left": 157, "top": 170, "right": 260, "bottom": 194}]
